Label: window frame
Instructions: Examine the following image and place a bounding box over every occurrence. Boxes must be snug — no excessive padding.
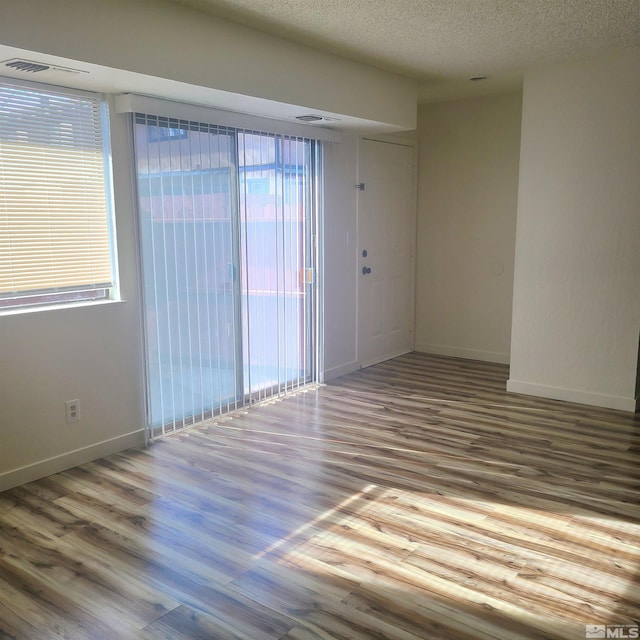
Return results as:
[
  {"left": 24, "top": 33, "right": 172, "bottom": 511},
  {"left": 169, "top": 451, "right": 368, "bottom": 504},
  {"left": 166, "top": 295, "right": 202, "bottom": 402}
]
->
[{"left": 0, "top": 76, "right": 119, "bottom": 313}]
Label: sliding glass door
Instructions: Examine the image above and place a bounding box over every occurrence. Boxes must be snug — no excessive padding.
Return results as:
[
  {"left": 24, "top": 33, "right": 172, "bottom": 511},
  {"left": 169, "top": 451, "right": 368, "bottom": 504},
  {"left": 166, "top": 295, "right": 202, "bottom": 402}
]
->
[
  {"left": 238, "top": 133, "right": 316, "bottom": 399},
  {"left": 133, "top": 114, "right": 320, "bottom": 438}
]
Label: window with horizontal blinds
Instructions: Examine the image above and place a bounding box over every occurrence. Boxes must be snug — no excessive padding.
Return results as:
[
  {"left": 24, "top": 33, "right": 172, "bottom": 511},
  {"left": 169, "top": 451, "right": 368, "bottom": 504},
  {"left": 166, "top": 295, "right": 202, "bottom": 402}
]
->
[{"left": 0, "top": 78, "right": 116, "bottom": 310}]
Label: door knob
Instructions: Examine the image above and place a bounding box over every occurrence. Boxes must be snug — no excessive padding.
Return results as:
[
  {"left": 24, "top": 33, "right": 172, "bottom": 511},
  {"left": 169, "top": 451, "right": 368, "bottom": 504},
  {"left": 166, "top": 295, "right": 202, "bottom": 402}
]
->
[{"left": 362, "top": 266, "right": 372, "bottom": 275}]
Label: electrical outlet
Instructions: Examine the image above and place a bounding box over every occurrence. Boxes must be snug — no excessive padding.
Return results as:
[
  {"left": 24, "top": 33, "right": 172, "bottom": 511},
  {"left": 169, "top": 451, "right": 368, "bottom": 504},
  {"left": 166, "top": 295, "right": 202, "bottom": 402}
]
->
[{"left": 65, "top": 399, "right": 80, "bottom": 423}]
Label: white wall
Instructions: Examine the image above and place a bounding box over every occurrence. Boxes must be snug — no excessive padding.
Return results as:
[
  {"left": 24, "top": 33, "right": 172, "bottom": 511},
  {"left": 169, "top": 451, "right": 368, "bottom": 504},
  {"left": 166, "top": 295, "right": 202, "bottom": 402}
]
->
[
  {"left": 0, "top": 109, "right": 363, "bottom": 491},
  {"left": 323, "top": 132, "right": 419, "bottom": 381},
  {"left": 0, "top": 106, "right": 146, "bottom": 490},
  {"left": 0, "top": 0, "right": 416, "bottom": 130},
  {"left": 0, "top": 0, "right": 411, "bottom": 489},
  {"left": 323, "top": 137, "right": 359, "bottom": 380},
  {"left": 508, "top": 49, "right": 640, "bottom": 411},
  {"left": 415, "top": 93, "right": 522, "bottom": 364}
]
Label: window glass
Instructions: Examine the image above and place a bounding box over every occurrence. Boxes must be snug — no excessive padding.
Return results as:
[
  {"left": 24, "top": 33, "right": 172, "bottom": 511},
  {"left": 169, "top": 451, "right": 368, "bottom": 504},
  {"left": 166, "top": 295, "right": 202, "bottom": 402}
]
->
[{"left": 0, "top": 78, "right": 117, "bottom": 311}]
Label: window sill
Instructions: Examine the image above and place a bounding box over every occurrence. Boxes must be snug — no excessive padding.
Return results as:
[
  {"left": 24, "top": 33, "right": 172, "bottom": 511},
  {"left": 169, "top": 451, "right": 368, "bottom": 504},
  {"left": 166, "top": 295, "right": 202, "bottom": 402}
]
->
[{"left": 0, "top": 297, "right": 126, "bottom": 318}]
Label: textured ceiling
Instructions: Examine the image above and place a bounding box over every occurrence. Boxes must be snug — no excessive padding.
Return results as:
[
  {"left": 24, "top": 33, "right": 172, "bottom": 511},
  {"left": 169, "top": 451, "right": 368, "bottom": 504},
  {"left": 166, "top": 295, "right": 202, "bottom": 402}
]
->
[{"left": 167, "top": 0, "right": 640, "bottom": 102}]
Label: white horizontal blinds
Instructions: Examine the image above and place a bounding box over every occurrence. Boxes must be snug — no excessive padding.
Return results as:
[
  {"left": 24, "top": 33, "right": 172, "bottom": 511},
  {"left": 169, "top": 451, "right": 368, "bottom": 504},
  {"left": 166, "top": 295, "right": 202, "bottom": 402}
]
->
[
  {"left": 134, "top": 114, "right": 241, "bottom": 437},
  {"left": 0, "top": 79, "right": 112, "bottom": 303}
]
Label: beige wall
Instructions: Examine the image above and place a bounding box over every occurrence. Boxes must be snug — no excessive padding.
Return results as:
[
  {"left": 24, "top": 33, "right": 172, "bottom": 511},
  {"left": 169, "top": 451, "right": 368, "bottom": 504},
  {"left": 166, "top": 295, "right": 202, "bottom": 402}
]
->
[
  {"left": 508, "top": 49, "right": 640, "bottom": 411},
  {"left": 415, "top": 93, "right": 522, "bottom": 363}
]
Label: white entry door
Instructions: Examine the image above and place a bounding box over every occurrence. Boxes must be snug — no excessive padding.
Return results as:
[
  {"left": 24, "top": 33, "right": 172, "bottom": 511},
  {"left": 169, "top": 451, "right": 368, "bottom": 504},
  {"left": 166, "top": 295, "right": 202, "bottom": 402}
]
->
[{"left": 357, "top": 138, "right": 416, "bottom": 368}]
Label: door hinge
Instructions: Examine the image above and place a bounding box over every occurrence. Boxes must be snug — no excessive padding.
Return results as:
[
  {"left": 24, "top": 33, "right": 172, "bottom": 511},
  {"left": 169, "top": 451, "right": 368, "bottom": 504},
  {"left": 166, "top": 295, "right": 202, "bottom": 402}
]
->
[{"left": 356, "top": 183, "right": 365, "bottom": 191}]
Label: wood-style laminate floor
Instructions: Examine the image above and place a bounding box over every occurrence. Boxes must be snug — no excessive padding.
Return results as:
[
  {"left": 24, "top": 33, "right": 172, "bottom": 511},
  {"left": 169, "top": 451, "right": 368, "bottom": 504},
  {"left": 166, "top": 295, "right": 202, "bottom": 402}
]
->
[{"left": 1, "top": 352, "right": 639, "bottom": 639}]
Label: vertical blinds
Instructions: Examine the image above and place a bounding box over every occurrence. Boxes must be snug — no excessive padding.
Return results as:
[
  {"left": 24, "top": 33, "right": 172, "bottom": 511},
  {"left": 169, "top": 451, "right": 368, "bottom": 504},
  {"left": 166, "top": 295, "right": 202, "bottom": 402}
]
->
[
  {"left": 238, "top": 129, "right": 317, "bottom": 403},
  {"left": 0, "top": 78, "right": 113, "bottom": 301},
  {"left": 133, "top": 113, "right": 322, "bottom": 438},
  {"left": 134, "top": 115, "right": 241, "bottom": 434}
]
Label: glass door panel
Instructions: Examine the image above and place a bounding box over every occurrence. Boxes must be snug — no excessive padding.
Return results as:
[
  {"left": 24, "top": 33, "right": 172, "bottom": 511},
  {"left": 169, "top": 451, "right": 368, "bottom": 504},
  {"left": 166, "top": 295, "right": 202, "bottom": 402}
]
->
[
  {"left": 238, "top": 133, "right": 314, "bottom": 399},
  {"left": 134, "top": 117, "right": 242, "bottom": 435},
  {"left": 134, "top": 115, "right": 319, "bottom": 438}
]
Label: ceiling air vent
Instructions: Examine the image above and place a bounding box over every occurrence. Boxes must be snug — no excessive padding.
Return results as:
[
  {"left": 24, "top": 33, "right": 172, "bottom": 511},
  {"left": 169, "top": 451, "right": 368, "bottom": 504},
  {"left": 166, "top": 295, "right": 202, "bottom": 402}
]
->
[
  {"left": 2, "top": 59, "right": 86, "bottom": 75},
  {"left": 4, "top": 59, "right": 50, "bottom": 73},
  {"left": 295, "top": 115, "right": 324, "bottom": 123}
]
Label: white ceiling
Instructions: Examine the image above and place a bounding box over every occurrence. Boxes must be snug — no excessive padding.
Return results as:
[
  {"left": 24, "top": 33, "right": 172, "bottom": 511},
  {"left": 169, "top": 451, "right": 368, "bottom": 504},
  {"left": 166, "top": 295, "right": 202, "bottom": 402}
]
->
[{"left": 167, "top": 0, "right": 640, "bottom": 102}]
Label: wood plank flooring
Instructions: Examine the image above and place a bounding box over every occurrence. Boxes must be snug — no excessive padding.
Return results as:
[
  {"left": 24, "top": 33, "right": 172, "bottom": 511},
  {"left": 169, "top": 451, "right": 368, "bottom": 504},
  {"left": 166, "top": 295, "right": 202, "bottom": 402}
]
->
[{"left": 1, "top": 352, "right": 639, "bottom": 639}]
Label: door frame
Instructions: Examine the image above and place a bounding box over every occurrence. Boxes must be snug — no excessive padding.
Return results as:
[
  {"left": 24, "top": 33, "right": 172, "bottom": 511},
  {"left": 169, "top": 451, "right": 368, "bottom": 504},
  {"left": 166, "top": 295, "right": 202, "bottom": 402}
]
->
[{"left": 356, "top": 135, "right": 418, "bottom": 368}]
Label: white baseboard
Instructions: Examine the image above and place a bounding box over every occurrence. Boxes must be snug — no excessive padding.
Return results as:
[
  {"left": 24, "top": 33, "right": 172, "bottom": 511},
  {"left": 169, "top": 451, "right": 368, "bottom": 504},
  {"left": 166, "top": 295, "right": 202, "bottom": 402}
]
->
[
  {"left": 0, "top": 429, "right": 146, "bottom": 493},
  {"left": 507, "top": 379, "right": 637, "bottom": 413},
  {"left": 360, "top": 349, "right": 413, "bottom": 370},
  {"left": 325, "top": 349, "right": 417, "bottom": 381},
  {"left": 324, "top": 360, "right": 359, "bottom": 382},
  {"left": 414, "top": 343, "right": 510, "bottom": 365}
]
